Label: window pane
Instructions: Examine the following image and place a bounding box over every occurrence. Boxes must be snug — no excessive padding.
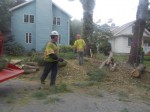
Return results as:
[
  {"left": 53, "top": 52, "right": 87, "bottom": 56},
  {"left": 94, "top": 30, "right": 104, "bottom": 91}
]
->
[
  {"left": 53, "top": 17, "right": 56, "bottom": 25},
  {"left": 57, "top": 18, "right": 60, "bottom": 25},
  {"left": 24, "top": 15, "right": 28, "bottom": 22},
  {"left": 128, "top": 37, "right": 132, "bottom": 46},
  {"left": 30, "top": 15, "right": 34, "bottom": 23},
  {"left": 26, "top": 33, "right": 28, "bottom": 43},
  {"left": 29, "top": 33, "right": 32, "bottom": 43}
]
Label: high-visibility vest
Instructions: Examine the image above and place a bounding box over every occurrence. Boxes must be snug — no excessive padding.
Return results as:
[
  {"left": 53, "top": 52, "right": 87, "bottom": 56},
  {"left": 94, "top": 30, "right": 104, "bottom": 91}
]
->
[
  {"left": 44, "top": 41, "right": 59, "bottom": 62},
  {"left": 74, "top": 39, "right": 86, "bottom": 52}
]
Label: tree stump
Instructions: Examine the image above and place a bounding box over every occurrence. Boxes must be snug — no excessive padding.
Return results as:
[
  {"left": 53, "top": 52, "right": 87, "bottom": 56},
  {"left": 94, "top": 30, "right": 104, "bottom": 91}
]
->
[{"left": 131, "top": 64, "right": 146, "bottom": 78}]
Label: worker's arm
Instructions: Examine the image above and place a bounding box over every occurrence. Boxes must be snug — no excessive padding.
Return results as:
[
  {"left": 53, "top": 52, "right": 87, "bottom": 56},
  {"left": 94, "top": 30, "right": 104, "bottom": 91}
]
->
[{"left": 49, "top": 53, "right": 58, "bottom": 60}]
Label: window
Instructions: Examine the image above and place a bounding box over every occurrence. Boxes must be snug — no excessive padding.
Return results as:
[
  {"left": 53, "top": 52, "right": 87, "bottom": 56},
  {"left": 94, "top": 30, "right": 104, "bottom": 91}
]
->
[
  {"left": 25, "top": 33, "right": 32, "bottom": 43},
  {"left": 53, "top": 17, "right": 60, "bottom": 25},
  {"left": 24, "top": 14, "right": 34, "bottom": 23},
  {"left": 30, "top": 15, "right": 34, "bottom": 23},
  {"left": 128, "top": 37, "right": 132, "bottom": 46},
  {"left": 24, "top": 15, "right": 28, "bottom": 23}
]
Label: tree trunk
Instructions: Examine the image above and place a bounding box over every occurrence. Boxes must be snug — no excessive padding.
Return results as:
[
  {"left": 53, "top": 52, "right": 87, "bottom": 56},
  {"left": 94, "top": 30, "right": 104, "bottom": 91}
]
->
[
  {"left": 128, "top": 20, "right": 146, "bottom": 66},
  {"left": 128, "top": 0, "right": 148, "bottom": 66},
  {"left": 80, "top": 0, "right": 95, "bottom": 56}
]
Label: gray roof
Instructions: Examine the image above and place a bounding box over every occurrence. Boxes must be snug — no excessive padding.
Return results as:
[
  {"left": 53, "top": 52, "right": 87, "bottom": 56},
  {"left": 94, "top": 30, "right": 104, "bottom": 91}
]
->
[{"left": 111, "top": 21, "right": 150, "bottom": 38}]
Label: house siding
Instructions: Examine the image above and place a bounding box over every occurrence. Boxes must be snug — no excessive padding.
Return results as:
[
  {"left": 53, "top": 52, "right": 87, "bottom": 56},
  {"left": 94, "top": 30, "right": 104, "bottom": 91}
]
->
[
  {"left": 10, "top": 0, "right": 70, "bottom": 52},
  {"left": 113, "top": 37, "right": 130, "bottom": 53},
  {"left": 35, "top": 0, "right": 52, "bottom": 51},
  {"left": 52, "top": 4, "right": 70, "bottom": 45},
  {"left": 110, "top": 21, "right": 150, "bottom": 54},
  {"left": 11, "top": 2, "right": 36, "bottom": 51}
]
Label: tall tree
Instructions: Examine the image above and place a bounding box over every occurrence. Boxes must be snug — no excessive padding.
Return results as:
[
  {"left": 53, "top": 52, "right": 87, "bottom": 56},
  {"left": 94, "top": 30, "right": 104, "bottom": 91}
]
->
[
  {"left": 80, "top": 0, "right": 95, "bottom": 55},
  {"left": 0, "top": 0, "right": 25, "bottom": 33},
  {"left": 128, "top": 0, "right": 149, "bottom": 66},
  {"left": 0, "top": 0, "right": 14, "bottom": 33},
  {"left": 68, "top": 0, "right": 95, "bottom": 55}
]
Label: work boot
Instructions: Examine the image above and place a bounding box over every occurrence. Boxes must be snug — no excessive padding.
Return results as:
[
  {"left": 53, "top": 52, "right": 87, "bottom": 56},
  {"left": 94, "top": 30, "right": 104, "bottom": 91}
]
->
[{"left": 41, "top": 80, "right": 45, "bottom": 84}]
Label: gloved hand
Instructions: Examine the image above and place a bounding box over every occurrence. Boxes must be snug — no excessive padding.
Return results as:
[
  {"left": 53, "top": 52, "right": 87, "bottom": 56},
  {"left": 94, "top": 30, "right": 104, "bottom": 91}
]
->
[{"left": 57, "top": 58, "right": 64, "bottom": 62}]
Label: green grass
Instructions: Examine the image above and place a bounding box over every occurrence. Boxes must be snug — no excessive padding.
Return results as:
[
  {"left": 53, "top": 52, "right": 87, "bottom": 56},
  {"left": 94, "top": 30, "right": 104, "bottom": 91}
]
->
[
  {"left": 72, "top": 81, "right": 95, "bottom": 88},
  {"left": 113, "top": 55, "right": 128, "bottom": 62},
  {"left": 59, "top": 52, "right": 77, "bottom": 59},
  {"left": 49, "top": 83, "right": 72, "bottom": 94},
  {"left": 87, "top": 69, "right": 106, "bottom": 82},
  {"left": 32, "top": 91, "right": 49, "bottom": 100}
]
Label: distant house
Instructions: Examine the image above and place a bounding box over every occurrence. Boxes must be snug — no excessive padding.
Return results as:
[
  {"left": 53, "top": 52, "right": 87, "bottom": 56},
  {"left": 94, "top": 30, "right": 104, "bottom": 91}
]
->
[
  {"left": 109, "top": 21, "right": 150, "bottom": 54},
  {"left": 9, "top": 0, "right": 71, "bottom": 51}
]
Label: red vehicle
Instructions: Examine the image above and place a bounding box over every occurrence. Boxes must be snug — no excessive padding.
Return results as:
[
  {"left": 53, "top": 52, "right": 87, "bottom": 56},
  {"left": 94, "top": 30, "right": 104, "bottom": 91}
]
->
[{"left": 0, "top": 32, "right": 24, "bottom": 83}]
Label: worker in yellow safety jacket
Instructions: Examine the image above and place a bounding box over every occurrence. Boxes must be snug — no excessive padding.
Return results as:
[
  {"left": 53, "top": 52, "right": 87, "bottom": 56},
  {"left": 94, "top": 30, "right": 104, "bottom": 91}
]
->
[
  {"left": 73, "top": 34, "right": 86, "bottom": 65},
  {"left": 40, "top": 31, "right": 63, "bottom": 86}
]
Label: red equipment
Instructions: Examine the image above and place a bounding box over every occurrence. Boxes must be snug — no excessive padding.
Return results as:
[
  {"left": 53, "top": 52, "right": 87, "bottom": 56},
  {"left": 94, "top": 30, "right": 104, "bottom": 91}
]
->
[{"left": 0, "top": 32, "right": 24, "bottom": 83}]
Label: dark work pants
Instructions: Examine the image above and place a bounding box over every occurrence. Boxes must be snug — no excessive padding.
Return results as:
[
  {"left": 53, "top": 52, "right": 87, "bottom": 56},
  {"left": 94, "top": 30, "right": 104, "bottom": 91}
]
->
[
  {"left": 77, "top": 51, "right": 84, "bottom": 65},
  {"left": 40, "top": 61, "right": 58, "bottom": 85}
]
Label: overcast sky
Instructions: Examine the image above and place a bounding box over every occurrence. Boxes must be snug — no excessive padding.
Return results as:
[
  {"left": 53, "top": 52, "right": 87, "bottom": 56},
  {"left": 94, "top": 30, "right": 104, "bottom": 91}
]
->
[{"left": 52, "top": 0, "right": 139, "bottom": 26}]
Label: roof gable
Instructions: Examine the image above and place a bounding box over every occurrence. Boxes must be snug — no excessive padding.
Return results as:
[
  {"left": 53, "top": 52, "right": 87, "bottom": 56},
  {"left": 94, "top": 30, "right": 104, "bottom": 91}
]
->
[
  {"left": 9, "top": 0, "right": 71, "bottom": 18},
  {"left": 9, "top": 0, "right": 34, "bottom": 12},
  {"left": 111, "top": 21, "right": 150, "bottom": 37}
]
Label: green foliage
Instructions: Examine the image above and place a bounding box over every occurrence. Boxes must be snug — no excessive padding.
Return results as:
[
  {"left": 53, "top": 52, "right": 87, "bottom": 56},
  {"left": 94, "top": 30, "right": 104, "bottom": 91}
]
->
[
  {"left": 4, "top": 41, "right": 25, "bottom": 56},
  {"left": 87, "top": 69, "right": 106, "bottom": 82},
  {"left": 99, "top": 41, "right": 111, "bottom": 56},
  {"left": 59, "top": 45, "right": 73, "bottom": 53},
  {"left": 58, "top": 52, "right": 77, "bottom": 59}
]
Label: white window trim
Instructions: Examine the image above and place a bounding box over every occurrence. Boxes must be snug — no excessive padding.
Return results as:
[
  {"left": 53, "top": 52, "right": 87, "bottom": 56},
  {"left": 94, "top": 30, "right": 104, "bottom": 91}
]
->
[
  {"left": 23, "top": 14, "right": 35, "bottom": 23},
  {"left": 53, "top": 17, "right": 61, "bottom": 25}
]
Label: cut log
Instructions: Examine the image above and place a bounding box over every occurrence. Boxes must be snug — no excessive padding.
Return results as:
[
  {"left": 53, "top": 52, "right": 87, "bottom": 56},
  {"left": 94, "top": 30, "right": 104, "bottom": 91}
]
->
[
  {"left": 26, "top": 62, "right": 38, "bottom": 66},
  {"left": 22, "top": 65, "right": 40, "bottom": 71},
  {"left": 131, "top": 64, "right": 146, "bottom": 78},
  {"left": 23, "top": 69, "right": 37, "bottom": 74},
  {"left": 99, "top": 51, "right": 113, "bottom": 69}
]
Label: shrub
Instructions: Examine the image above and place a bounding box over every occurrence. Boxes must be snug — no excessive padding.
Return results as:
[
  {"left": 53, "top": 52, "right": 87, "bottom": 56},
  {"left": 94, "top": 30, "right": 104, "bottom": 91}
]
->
[
  {"left": 59, "top": 45, "right": 73, "bottom": 53},
  {"left": 58, "top": 52, "right": 77, "bottom": 59},
  {"left": 99, "top": 41, "right": 111, "bottom": 56},
  {"left": 4, "top": 41, "right": 25, "bottom": 56}
]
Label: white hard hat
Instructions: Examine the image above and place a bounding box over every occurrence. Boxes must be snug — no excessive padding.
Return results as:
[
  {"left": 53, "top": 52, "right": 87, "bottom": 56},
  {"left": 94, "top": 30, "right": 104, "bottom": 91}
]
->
[{"left": 51, "top": 31, "right": 59, "bottom": 36}]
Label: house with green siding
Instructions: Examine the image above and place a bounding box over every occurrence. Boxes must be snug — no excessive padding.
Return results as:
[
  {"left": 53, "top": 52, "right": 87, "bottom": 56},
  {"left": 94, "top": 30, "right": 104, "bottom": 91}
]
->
[{"left": 9, "top": 0, "right": 71, "bottom": 51}]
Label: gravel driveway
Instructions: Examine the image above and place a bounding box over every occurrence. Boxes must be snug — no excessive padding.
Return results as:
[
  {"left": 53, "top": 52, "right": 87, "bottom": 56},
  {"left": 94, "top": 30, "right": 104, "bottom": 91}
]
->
[{"left": 0, "top": 79, "right": 150, "bottom": 112}]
